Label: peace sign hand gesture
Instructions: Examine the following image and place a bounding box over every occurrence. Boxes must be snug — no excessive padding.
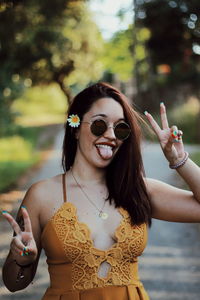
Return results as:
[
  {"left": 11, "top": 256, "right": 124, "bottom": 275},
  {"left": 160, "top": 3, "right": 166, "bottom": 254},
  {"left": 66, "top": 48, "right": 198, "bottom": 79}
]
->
[
  {"left": 145, "top": 102, "right": 185, "bottom": 165},
  {"left": 2, "top": 206, "right": 38, "bottom": 265}
]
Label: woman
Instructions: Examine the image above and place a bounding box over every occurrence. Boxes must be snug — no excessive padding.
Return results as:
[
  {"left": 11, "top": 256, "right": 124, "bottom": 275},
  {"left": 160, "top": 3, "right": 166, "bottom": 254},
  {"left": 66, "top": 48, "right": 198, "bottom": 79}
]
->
[{"left": 2, "top": 82, "right": 200, "bottom": 300}]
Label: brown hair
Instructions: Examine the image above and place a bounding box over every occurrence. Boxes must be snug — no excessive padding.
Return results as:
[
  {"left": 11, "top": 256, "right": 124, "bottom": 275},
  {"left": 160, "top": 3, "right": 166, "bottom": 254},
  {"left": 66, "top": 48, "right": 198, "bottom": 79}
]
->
[{"left": 62, "top": 82, "right": 152, "bottom": 226}]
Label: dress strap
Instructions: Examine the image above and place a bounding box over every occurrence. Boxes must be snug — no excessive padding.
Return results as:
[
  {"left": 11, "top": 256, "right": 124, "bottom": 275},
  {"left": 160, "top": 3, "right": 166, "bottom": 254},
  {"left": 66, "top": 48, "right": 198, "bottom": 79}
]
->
[{"left": 62, "top": 173, "right": 67, "bottom": 203}]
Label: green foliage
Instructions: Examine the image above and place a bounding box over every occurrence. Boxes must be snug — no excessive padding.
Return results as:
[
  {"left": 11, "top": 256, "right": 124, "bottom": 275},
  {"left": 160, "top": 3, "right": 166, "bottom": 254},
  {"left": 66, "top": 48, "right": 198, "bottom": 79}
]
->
[
  {"left": 168, "top": 97, "right": 200, "bottom": 143},
  {"left": 62, "top": 4, "right": 104, "bottom": 90},
  {"left": 136, "top": 0, "right": 200, "bottom": 81},
  {"left": 0, "top": 136, "right": 33, "bottom": 161},
  {"left": 0, "top": 135, "right": 39, "bottom": 191},
  {"left": 0, "top": 160, "right": 38, "bottom": 192},
  {"left": 102, "top": 26, "right": 133, "bottom": 81},
  {"left": 191, "top": 151, "right": 200, "bottom": 166},
  {"left": 11, "top": 83, "right": 67, "bottom": 126},
  {"left": 0, "top": 0, "right": 104, "bottom": 136}
]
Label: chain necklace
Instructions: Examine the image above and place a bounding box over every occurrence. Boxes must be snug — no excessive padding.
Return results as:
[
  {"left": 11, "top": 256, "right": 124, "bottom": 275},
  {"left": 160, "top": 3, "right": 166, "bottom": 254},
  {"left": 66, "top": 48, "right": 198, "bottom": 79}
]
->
[{"left": 70, "top": 169, "right": 109, "bottom": 220}]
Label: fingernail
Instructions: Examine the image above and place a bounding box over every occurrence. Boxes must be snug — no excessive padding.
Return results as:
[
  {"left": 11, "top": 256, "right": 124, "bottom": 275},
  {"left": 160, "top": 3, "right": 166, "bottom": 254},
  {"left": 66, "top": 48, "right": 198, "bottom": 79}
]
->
[
  {"left": 20, "top": 251, "right": 24, "bottom": 256},
  {"left": 21, "top": 205, "right": 26, "bottom": 209},
  {"left": 2, "top": 210, "right": 9, "bottom": 214},
  {"left": 144, "top": 111, "right": 148, "bottom": 116},
  {"left": 160, "top": 102, "right": 164, "bottom": 105}
]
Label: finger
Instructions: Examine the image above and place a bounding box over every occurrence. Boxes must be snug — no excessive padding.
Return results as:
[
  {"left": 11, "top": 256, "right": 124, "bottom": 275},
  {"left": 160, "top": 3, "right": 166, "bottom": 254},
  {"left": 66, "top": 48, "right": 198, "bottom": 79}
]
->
[
  {"left": 2, "top": 211, "right": 21, "bottom": 235},
  {"left": 21, "top": 206, "right": 33, "bottom": 233},
  {"left": 11, "top": 237, "right": 27, "bottom": 254},
  {"left": 160, "top": 102, "right": 169, "bottom": 129},
  {"left": 144, "top": 111, "right": 161, "bottom": 136},
  {"left": 164, "top": 126, "right": 179, "bottom": 151},
  {"left": 171, "top": 125, "right": 180, "bottom": 143},
  {"left": 171, "top": 127, "right": 184, "bottom": 156},
  {"left": 177, "top": 130, "right": 183, "bottom": 141},
  {"left": 164, "top": 134, "right": 174, "bottom": 152},
  {"left": 11, "top": 237, "right": 35, "bottom": 258}
]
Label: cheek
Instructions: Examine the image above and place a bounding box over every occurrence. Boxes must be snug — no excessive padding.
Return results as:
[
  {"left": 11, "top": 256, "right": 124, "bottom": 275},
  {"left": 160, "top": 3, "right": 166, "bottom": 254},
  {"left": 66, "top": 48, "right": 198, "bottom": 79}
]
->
[{"left": 78, "top": 132, "right": 95, "bottom": 152}]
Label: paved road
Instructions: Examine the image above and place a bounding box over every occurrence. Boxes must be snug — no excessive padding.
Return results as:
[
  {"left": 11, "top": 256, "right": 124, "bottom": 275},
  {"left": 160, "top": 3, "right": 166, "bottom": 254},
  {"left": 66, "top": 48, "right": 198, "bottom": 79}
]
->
[
  {"left": 0, "top": 132, "right": 200, "bottom": 299},
  {"left": 141, "top": 142, "right": 200, "bottom": 300}
]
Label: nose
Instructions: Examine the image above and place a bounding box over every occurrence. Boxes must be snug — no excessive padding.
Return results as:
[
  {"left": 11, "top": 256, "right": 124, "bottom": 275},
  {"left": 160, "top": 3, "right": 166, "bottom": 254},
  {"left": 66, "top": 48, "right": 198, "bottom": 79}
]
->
[{"left": 103, "top": 126, "right": 116, "bottom": 140}]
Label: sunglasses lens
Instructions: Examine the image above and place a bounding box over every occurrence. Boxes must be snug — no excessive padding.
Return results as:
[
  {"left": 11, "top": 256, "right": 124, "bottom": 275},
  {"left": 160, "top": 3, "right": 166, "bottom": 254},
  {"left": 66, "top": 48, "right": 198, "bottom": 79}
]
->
[
  {"left": 91, "top": 119, "right": 107, "bottom": 136},
  {"left": 115, "top": 123, "right": 131, "bottom": 140}
]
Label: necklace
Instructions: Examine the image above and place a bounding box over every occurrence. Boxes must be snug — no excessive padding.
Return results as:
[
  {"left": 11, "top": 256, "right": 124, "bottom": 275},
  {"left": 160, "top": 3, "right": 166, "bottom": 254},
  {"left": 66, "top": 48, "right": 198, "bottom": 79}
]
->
[{"left": 70, "top": 169, "right": 109, "bottom": 220}]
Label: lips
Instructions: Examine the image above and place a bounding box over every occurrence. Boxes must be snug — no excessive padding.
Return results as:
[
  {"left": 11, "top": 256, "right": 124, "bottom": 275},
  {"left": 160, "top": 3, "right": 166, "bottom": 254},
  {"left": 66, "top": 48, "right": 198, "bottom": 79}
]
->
[{"left": 95, "top": 143, "right": 115, "bottom": 160}]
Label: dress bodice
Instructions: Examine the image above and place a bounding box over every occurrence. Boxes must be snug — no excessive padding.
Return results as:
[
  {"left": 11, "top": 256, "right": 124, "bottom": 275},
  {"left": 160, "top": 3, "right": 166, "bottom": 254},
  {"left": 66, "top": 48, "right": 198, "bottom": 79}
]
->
[
  {"left": 42, "top": 202, "right": 147, "bottom": 291},
  {"left": 40, "top": 174, "right": 149, "bottom": 300}
]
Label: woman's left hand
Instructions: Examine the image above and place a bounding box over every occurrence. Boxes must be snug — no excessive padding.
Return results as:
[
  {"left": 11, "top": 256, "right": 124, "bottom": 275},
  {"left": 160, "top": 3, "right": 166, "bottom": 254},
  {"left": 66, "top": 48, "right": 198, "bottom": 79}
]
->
[{"left": 144, "top": 103, "right": 185, "bottom": 165}]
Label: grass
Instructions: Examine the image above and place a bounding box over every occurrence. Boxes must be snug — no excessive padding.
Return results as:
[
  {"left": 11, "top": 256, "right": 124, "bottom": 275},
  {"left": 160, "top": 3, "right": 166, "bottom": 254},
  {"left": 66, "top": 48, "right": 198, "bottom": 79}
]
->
[
  {"left": 0, "top": 83, "right": 67, "bottom": 193},
  {"left": 0, "top": 159, "right": 39, "bottom": 192},
  {"left": 0, "top": 124, "right": 62, "bottom": 192},
  {"left": 0, "top": 133, "right": 41, "bottom": 192},
  {"left": 190, "top": 151, "right": 200, "bottom": 166}
]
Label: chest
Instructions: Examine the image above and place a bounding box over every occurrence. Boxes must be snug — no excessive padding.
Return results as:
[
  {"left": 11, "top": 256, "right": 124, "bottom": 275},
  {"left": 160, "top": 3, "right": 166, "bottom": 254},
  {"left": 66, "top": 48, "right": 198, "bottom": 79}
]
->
[
  {"left": 42, "top": 191, "right": 123, "bottom": 251},
  {"left": 77, "top": 203, "right": 123, "bottom": 249},
  {"left": 66, "top": 183, "right": 122, "bottom": 244}
]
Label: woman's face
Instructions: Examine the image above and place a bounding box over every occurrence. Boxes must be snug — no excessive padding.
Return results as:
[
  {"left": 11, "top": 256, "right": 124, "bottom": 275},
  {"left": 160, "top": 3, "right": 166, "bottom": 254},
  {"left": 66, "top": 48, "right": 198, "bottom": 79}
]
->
[{"left": 75, "top": 97, "right": 126, "bottom": 169}]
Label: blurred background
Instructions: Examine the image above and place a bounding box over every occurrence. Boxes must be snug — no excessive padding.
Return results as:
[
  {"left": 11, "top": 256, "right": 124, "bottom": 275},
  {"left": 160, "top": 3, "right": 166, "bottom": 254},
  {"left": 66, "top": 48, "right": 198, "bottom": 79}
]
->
[
  {"left": 0, "top": 0, "right": 200, "bottom": 299},
  {"left": 0, "top": 0, "right": 200, "bottom": 195}
]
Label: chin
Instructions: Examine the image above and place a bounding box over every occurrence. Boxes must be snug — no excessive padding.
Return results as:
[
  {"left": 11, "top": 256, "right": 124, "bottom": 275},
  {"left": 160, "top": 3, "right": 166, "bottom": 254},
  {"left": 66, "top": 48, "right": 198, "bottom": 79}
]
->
[{"left": 93, "top": 156, "right": 115, "bottom": 169}]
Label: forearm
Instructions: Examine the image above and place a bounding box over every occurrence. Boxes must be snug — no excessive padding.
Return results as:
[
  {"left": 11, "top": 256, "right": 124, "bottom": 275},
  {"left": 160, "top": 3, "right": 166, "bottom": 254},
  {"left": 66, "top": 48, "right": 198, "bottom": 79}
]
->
[
  {"left": 175, "top": 158, "right": 200, "bottom": 202},
  {"left": 2, "top": 251, "right": 36, "bottom": 292}
]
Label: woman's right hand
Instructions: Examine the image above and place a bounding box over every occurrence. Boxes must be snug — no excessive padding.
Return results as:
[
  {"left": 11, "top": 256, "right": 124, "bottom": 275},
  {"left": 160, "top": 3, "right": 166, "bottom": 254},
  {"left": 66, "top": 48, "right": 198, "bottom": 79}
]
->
[{"left": 2, "top": 206, "right": 38, "bottom": 265}]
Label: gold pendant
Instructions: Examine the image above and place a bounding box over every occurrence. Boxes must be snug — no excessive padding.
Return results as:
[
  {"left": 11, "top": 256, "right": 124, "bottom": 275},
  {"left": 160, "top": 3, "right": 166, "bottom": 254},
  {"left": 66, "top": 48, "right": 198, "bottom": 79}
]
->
[{"left": 99, "top": 211, "right": 108, "bottom": 220}]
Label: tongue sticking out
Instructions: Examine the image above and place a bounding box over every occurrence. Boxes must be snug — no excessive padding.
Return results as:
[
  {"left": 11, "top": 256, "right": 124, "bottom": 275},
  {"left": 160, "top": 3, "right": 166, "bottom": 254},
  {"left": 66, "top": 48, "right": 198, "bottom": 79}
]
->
[{"left": 97, "top": 146, "right": 113, "bottom": 160}]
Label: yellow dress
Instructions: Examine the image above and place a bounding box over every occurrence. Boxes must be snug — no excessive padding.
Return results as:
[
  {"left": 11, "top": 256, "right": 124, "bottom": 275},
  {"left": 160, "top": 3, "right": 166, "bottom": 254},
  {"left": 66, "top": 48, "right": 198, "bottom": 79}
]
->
[{"left": 41, "top": 174, "right": 149, "bottom": 300}]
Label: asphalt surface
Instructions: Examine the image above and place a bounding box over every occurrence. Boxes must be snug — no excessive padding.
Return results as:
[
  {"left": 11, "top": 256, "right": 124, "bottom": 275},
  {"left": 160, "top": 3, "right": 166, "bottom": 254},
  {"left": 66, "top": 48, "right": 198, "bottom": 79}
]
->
[
  {"left": 141, "top": 142, "right": 200, "bottom": 300},
  {"left": 0, "top": 132, "right": 200, "bottom": 300}
]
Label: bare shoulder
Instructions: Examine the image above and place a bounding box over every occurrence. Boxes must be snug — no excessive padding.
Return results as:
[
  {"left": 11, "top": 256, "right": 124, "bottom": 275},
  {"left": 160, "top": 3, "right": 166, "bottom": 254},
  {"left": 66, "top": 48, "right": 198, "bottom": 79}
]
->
[{"left": 23, "top": 174, "right": 64, "bottom": 210}]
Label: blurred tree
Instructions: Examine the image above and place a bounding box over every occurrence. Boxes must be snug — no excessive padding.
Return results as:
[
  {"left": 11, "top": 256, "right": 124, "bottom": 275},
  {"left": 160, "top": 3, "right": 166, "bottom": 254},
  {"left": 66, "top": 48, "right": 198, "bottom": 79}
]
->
[
  {"left": 102, "top": 26, "right": 133, "bottom": 82},
  {"left": 134, "top": 0, "right": 200, "bottom": 84},
  {"left": 138, "top": 0, "right": 200, "bottom": 80},
  {"left": 132, "top": 0, "right": 200, "bottom": 142},
  {"left": 132, "top": 0, "right": 200, "bottom": 114},
  {"left": 102, "top": 25, "right": 150, "bottom": 93},
  {"left": 0, "top": 0, "right": 103, "bottom": 136}
]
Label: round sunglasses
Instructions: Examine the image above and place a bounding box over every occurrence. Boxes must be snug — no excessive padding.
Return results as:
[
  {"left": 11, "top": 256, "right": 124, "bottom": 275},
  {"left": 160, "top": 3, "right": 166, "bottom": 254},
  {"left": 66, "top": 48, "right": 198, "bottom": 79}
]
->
[{"left": 82, "top": 119, "right": 131, "bottom": 140}]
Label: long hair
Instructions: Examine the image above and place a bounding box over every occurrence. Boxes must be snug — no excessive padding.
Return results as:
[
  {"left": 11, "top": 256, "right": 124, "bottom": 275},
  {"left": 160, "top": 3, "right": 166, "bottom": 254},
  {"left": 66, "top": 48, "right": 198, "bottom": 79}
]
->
[{"left": 62, "top": 82, "right": 152, "bottom": 226}]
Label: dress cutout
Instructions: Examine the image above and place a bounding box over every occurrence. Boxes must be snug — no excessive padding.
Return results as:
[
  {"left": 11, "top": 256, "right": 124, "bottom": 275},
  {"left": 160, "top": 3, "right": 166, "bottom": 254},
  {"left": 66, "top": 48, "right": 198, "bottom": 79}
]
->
[{"left": 41, "top": 173, "right": 150, "bottom": 300}]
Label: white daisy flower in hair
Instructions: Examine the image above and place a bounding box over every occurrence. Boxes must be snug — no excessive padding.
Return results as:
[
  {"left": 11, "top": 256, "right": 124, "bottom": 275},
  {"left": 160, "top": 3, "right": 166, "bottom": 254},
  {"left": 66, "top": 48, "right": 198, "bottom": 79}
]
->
[{"left": 67, "top": 114, "right": 80, "bottom": 127}]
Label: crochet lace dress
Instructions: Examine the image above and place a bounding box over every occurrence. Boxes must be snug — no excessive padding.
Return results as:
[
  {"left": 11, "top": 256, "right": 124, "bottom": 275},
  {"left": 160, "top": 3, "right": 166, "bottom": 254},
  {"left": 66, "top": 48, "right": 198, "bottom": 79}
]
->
[{"left": 41, "top": 174, "right": 149, "bottom": 300}]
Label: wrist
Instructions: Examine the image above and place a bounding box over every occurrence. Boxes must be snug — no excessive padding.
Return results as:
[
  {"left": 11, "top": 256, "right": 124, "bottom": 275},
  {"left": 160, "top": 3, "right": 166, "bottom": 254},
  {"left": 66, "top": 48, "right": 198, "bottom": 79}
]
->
[
  {"left": 12, "top": 252, "right": 36, "bottom": 266},
  {"left": 169, "top": 151, "right": 189, "bottom": 169},
  {"left": 14, "top": 259, "right": 34, "bottom": 268},
  {"left": 169, "top": 154, "right": 185, "bottom": 165}
]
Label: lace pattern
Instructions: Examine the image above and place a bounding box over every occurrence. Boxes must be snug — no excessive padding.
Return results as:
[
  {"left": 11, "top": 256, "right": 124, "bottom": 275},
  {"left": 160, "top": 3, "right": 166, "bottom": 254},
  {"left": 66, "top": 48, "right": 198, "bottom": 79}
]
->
[{"left": 52, "top": 202, "right": 147, "bottom": 291}]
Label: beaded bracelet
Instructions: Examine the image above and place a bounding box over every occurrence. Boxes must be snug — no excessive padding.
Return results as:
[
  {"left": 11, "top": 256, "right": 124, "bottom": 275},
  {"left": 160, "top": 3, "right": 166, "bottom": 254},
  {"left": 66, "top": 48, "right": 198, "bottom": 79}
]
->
[{"left": 169, "top": 151, "right": 189, "bottom": 169}]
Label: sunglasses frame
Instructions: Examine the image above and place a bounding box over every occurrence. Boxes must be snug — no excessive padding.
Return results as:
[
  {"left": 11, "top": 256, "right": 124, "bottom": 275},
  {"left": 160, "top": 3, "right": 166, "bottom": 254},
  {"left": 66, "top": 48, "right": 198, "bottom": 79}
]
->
[{"left": 82, "top": 119, "right": 131, "bottom": 140}]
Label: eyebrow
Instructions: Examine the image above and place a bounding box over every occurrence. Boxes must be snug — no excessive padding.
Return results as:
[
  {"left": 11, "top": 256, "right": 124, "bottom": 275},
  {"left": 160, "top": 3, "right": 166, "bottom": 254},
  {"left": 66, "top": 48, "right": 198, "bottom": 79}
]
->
[
  {"left": 92, "top": 114, "right": 107, "bottom": 118},
  {"left": 91, "top": 114, "right": 125, "bottom": 121}
]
